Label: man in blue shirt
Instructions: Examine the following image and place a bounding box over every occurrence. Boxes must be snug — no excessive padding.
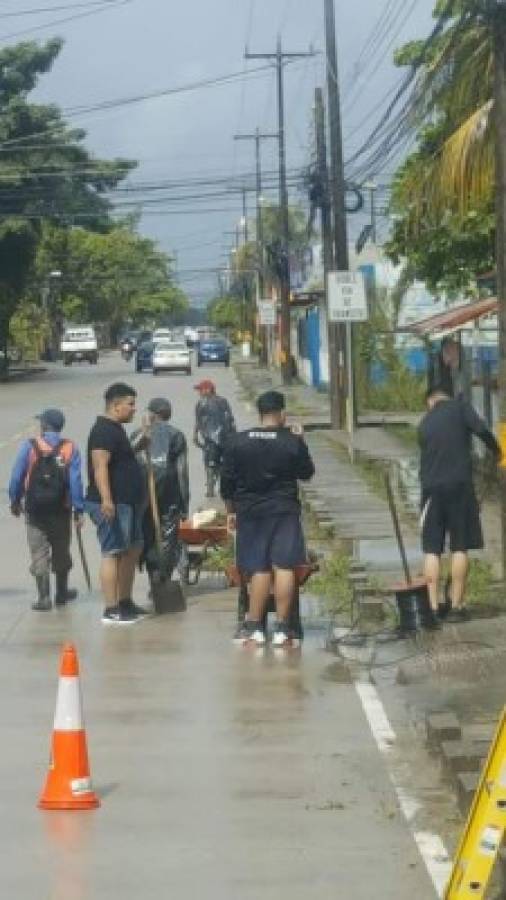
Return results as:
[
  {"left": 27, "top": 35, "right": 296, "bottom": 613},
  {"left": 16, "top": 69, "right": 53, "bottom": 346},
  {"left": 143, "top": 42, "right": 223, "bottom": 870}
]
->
[{"left": 9, "top": 408, "right": 84, "bottom": 611}]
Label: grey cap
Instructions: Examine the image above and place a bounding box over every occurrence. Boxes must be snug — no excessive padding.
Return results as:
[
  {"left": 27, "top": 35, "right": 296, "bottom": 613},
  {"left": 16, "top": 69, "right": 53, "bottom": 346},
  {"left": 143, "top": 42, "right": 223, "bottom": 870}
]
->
[
  {"left": 148, "top": 397, "right": 172, "bottom": 418},
  {"left": 36, "top": 408, "right": 65, "bottom": 432}
]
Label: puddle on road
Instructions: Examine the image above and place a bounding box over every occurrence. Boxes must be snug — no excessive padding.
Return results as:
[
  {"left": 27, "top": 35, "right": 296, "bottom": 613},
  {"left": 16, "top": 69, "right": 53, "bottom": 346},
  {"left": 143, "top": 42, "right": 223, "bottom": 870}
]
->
[{"left": 320, "top": 660, "right": 352, "bottom": 684}]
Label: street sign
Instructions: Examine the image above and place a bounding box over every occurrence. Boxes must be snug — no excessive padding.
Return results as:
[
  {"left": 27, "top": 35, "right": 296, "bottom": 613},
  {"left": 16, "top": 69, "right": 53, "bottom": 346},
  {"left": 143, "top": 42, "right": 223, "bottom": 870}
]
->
[
  {"left": 327, "top": 271, "right": 368, "bottom": 322},
  {"left": 258, "top": 301, "right": 277, "bottom": 326}
]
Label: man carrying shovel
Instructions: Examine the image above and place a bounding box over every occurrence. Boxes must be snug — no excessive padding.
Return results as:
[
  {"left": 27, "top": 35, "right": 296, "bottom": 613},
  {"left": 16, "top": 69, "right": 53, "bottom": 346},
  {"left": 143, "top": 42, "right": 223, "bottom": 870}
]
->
[{"left": 132, "top": 398, "right": 189, "bottom": 609}]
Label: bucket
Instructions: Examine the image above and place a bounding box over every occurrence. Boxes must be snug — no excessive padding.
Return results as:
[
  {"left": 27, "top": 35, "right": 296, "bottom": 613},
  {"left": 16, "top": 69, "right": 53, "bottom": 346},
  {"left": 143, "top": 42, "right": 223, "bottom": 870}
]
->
[{"left": 394, "top": 580, "right": 434, "bottom": 634}]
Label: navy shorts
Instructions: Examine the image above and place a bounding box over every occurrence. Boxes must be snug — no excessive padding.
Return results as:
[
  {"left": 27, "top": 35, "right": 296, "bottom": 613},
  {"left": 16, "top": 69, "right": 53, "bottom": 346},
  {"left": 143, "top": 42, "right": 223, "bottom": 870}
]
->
[
  {"left": 421, "top": 483, "right": 483, "bottom": 555},
  {"left": 236, "top": 513, "right": 307, "bottom": 575},
  {"left": 86, "top": 501, "right": 144, "bottom": 557}
]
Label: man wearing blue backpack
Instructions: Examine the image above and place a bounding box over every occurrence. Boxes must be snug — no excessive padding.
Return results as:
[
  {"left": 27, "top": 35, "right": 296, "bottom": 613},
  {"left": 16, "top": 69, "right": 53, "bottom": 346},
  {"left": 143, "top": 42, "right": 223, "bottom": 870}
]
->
[{"left": 9, "top": 408, "right": 84, "bottom": 611}]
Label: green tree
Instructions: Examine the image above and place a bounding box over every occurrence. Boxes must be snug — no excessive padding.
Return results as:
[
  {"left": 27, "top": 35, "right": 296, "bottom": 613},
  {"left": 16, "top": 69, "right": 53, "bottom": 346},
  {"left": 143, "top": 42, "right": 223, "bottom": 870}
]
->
[
  {"left": 386, "top": 2, "right": 498, "bottom": 292},
  {"left": 207, "top": 296, "right": 242, "bottom": 331},
  {"left": 32, "top": 224, "right": 188, "bottom": 335},
  {"left": 0, "top": 39, "right": 135, "bottom": 350}
]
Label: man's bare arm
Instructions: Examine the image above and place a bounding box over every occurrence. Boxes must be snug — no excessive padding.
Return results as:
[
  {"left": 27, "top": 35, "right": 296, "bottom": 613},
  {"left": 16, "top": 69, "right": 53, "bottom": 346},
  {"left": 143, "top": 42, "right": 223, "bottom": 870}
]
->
[{"left": 91, "top": 448, "right": 115, "bottom": 520}]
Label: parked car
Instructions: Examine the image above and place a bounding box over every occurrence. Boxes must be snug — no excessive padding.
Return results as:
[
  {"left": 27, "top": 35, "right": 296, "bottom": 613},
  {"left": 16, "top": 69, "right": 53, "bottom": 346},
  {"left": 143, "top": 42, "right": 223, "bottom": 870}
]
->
[
  {"left": 61, "top": 325, "right": 98, "bottom": 365},
  {"left": 152, "top": 340, "right": 192, "bottom": 376},
  {"left": 197, "top": 338, "right": 230, "bottom": 367},
  {"left": 135, "top": 340, "right": 154, "bottom": 372}
]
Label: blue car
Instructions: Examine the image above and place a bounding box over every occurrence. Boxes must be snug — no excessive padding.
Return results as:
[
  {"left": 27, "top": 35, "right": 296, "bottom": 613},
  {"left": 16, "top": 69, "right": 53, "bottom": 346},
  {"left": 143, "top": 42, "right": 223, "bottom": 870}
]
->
[
  {"left": 197, "top": 338, "right": 230, "bottom": 367},
  {"left": 135, "top": 340, "right": 153, "bottom": 372}
]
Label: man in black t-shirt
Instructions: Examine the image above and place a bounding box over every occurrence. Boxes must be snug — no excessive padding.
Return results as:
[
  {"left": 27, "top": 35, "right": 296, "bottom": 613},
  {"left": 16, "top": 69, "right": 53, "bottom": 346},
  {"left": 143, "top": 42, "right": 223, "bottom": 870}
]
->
[
  {"left": 221, "top": 390, "right": 314, "bottom": 647},
  {"left": 418, "top": 385, "right": 501, "bottom": 623},
  {"left": 86, "top": 382, "right": 147, "bottom": 625}
]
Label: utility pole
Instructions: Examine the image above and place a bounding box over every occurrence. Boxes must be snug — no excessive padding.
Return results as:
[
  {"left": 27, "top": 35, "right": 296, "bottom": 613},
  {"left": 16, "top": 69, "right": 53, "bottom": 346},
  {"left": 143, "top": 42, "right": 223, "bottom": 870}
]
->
[
  {"left": 493, "top": 0, "right": 506, "bottom": 579},
  {"left": 234, "top": 129, "right": 278, "bottom": 363},
  {"left": 246, "top": 37, "right": 314, "bottom": 384},
  {"left": 314, "top": 87, "right": 333, "bottom": 296},
  {"left": 324, "top": 0, "right": 349, "bottom": 428}
]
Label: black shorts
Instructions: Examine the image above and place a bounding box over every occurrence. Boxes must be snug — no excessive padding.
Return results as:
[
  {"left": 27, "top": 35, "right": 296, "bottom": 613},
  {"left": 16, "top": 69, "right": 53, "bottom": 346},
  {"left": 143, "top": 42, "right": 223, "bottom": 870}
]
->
[
  {"left": 421, "top": 483, "right": 483, "bottom": 555},
  {"left": 236, "top": 513, "right": 307, "bottom": 575}
]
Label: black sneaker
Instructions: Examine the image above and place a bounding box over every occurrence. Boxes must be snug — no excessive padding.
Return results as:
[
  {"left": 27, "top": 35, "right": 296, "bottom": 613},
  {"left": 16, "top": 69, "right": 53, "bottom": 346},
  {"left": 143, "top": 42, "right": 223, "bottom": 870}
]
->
[
  {"left": 121, "top": 599, "right": 150, "bottom": 618},
  {"left": 233, "top": 621, "right": 266, "bottom": 646},
  {"left": 101, "top": 605, "right": 140, "bottom": 625},
  {"left": 446, "top": 607, "right": 471, "bottom": 624}
]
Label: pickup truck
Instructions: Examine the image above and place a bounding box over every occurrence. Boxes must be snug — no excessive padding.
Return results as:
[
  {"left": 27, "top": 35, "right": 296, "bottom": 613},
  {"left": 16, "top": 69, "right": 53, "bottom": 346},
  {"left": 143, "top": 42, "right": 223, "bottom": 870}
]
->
[{"left": 61, "top": 326, "right": 98, "bottom": 366}]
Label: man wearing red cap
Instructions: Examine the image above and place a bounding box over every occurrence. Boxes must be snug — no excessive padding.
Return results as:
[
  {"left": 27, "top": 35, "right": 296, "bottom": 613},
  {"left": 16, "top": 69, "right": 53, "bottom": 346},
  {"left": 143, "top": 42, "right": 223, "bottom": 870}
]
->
[{"left": 193, "top": 380, "right": 235, "bottom": 497}]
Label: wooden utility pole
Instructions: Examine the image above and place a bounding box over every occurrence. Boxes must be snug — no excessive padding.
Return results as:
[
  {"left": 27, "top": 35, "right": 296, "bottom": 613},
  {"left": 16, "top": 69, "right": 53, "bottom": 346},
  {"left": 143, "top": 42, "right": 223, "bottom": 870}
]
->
[
  {"left": 324, "top": 0, "right": 348, "bottom": 428},
  {"left": 246, "top": 37, "right": 314, "bottom": 384},
  {"left": 493, "top": 1, "right": 506, "bottom": 579}
]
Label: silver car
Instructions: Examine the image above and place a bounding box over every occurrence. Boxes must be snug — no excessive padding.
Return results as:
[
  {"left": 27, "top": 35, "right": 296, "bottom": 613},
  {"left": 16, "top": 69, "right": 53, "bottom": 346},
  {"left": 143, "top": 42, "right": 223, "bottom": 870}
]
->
[{"left": 152, "top": 341, "right": 192, "bottom": 376}]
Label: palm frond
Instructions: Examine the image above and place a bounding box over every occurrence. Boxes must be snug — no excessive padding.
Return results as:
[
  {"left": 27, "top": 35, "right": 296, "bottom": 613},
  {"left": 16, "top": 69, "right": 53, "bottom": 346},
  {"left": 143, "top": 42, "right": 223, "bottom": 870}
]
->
[{"left": 432, "top": 100, "right": 494, "bottom": 213}]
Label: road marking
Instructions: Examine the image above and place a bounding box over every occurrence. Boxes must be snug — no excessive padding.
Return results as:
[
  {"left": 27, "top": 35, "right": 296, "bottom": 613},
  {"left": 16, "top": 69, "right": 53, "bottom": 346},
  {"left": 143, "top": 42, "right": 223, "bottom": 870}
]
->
[{"left": 355, "top": 680, "right": 452, "bottom": 897}]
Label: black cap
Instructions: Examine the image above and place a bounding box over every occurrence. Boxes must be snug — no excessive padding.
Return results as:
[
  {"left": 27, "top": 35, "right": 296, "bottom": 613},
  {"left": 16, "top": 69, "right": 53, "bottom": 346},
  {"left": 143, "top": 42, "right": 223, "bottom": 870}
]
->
[
  {"left": 257, "top": 390, "right": 285, "bottom": 416},
  {"left": 148, "top": 397, "right": 172, "bottom": 418},
  {"left": 37, "top": 408, "right": 65, "bottom": 432}
]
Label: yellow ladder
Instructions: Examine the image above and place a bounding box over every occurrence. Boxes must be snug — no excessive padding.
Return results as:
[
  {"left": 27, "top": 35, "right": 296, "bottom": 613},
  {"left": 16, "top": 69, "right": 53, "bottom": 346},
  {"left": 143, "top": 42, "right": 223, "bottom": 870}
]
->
[{"left": 445, "top": 706, "right": 506, "bottom": 898}]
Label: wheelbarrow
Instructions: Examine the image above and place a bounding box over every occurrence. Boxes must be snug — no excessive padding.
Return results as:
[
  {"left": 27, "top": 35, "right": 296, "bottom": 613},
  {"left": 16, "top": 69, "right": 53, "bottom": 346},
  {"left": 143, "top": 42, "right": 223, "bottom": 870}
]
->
[{"left": 178, "top": 520, "right": 229, "bottom": 586}]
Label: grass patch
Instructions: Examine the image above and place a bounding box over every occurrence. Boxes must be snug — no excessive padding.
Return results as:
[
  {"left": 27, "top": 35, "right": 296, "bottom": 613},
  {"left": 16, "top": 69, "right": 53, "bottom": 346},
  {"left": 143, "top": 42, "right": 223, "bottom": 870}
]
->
[
  {"left": 310, "top": 550, "right": 353, "bottom": 616},
  {"left": 385, "top": 424, "right": 419, "bottom": 451},
  {"left": 203, "top": 540, "right": 235, "bottom": 573}
]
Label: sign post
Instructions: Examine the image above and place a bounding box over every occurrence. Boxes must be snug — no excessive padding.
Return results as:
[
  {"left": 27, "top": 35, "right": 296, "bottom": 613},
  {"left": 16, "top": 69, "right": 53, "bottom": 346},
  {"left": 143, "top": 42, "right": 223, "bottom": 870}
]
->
[
  {"left": 258, "top": 301, "right": 277, "bottom": 327},
  {"left": 327, "top": 271, "right": 368, "bottom": 441}
]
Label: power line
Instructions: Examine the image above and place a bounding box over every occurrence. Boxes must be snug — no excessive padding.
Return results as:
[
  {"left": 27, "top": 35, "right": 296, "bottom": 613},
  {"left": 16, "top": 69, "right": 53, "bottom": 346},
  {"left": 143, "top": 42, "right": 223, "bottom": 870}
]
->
[
  {"left": 0, "top": 0, "right": 131, "bottom": 40},
  {"left": 0, "top": 1, "right": 118, "bottom": 18}
]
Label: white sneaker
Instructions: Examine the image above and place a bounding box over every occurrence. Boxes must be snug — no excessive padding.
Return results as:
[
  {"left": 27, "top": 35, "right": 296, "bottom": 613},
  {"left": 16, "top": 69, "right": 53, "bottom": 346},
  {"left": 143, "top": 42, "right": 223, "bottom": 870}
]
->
[
  {"left": 233, "top": 621, "right": 266, "bottom": 646},
  {"left": 272, "top": 624, "right": 297, "bottom": 648}
]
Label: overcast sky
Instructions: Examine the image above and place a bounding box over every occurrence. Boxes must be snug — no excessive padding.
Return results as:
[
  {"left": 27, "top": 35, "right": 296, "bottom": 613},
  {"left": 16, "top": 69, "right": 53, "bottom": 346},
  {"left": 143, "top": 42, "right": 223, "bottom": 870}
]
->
[{"left": 4, "top": 0, "right": 434, "bottom": 305}]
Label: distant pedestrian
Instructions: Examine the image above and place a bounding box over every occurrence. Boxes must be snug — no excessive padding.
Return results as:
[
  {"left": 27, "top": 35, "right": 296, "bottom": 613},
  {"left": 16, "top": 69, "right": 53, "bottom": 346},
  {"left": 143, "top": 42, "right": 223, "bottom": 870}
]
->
[
  {"left": 221, "top": 390, "right": 315, "bottom": 647},
  {"left": 9, "top": 408, "right": 84, "bottom": 611},
  {"left": 194, "top": 379, "right": 235, "bottom": 497},
  {"left": 428, "top": 336, "right": 463, "bottom": 398},
  {"left": 419, "top": 385, "right": 501, "bottom": 622},
  {"left": 131, "top": 397, "right": 190, "bottom": 592},
  {"left": 86, "top": 383, "right": 148, "bottom": 625}
]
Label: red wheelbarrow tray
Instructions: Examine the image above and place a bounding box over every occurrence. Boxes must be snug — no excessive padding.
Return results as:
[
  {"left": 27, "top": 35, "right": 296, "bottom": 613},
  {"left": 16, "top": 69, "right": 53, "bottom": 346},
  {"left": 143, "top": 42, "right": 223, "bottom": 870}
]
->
[{"left": 178, "top": 520, "right": 229, "bottom": 547}]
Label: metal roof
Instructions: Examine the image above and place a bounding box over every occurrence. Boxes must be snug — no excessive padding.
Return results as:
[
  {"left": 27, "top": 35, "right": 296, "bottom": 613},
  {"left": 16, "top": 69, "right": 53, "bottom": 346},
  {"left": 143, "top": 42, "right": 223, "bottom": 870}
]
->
[{"left": 398, "top": 297, "right": 498, "bottom": 336}]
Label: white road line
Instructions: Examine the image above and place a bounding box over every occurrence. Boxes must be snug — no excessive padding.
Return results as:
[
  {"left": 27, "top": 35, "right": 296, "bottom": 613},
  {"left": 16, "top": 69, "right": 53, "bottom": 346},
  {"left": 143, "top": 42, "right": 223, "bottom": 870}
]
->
[{"left": 355, "top": 680, "right": 452, "bottom": 898}]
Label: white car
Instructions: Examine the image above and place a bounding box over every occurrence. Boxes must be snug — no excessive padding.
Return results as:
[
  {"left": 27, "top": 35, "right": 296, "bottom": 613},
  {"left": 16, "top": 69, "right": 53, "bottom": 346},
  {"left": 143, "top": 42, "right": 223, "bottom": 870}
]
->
[
  {"left": 152, "top": 341, "right": 192, "bottom": 376},
  {"left": 60, "top": 325, "right": 98, "bottom": 365}
]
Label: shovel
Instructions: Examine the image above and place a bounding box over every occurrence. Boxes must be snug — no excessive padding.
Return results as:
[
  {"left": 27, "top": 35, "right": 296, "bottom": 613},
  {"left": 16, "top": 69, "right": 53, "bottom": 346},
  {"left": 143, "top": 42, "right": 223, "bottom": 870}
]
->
[
  {"left": 146, "top": 448, "right": 186, "bottom": 615},
  {"left": 75, "top": 520, "right": 92, "bottom": 592}
]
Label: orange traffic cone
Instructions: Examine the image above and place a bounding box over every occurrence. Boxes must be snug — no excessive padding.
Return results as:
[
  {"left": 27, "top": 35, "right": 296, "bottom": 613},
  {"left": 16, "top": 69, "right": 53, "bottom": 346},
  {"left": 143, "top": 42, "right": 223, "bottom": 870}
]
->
[{"left": 38, "top": 643, "right": 100, "bottom": 810}]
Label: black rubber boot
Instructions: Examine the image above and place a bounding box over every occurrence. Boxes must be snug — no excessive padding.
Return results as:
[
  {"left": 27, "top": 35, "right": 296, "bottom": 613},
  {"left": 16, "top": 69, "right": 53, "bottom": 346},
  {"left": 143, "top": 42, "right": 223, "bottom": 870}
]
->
[
  {"left": 55, "top": 572, "right": 78, "bottom": 607},
  {"left": 32, "top": 574, "right": 52, "bottom": 611}
]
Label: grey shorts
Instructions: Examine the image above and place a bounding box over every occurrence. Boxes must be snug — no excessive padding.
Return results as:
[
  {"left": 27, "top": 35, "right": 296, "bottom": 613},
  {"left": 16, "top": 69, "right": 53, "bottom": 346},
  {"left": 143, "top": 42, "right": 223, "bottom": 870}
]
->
[{"left": 86, "top": 502, "right": 144, "bottom": 557}]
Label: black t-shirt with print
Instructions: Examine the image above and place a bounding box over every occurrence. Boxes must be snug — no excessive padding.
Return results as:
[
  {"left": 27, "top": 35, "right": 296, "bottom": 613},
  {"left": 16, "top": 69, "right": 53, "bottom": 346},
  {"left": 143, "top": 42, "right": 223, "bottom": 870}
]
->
[{"left": 86, "top": 416, "right": 144, "bottom": 506}]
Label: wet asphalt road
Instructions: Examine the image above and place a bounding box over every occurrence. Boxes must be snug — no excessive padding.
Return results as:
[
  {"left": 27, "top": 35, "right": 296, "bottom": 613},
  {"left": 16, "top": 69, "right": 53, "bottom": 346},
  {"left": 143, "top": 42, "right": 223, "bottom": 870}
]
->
[{"left": 0, "top": 354, "right": 437, "bottom": 898}]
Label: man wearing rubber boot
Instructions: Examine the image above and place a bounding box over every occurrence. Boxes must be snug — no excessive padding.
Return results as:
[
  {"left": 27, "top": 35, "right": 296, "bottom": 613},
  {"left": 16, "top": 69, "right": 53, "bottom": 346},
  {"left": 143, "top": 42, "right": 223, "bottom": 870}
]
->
[
  {"left": 9, "top": 408, "right": 84, "bottom": 611},
  {"left": 221, "top": 390, "right": 314, "bottom": 648},
  {"left": 131, "top": 397, "right": 190, "bottom": 593}
]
